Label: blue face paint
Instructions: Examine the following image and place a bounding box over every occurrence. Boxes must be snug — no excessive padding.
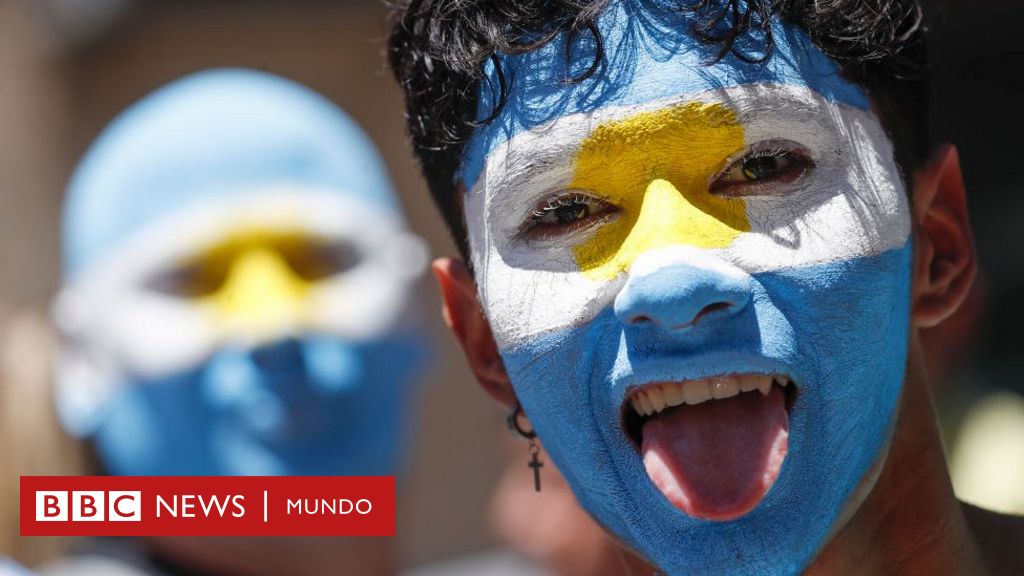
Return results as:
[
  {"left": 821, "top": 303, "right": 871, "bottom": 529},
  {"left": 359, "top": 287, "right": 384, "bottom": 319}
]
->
[
  {"left": 94, "top": 335, "right": 427, "bottom": 476},
  {"left": 459, "top": 0, "right": 868, "bottom": 190},
  {"left": 501, "top": 246, "right": 910, "bottom": 575},
  {"left": 57, "top": 69, "right": 431, "bottom": 479},
  {"left": 459, "top": 1, "right": 913, "bottom": 573}
]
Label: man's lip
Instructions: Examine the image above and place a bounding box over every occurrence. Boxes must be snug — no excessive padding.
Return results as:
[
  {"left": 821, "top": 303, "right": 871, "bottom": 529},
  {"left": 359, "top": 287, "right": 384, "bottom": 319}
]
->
[
  {"left": 629, "top": 374, "right": 794, "bottom": 416},
  {"left": 609, "top": 353, "right": 797, "bottom": 395}
]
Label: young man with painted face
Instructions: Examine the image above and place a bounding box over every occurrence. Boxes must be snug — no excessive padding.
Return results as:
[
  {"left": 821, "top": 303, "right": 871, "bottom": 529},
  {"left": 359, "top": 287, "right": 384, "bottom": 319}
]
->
[
  {"left": 46, "top": 69, "right": 428, "bottom": 576},
  {"left": 388, "top": 1, "right": 1024, "bottom": 574}
]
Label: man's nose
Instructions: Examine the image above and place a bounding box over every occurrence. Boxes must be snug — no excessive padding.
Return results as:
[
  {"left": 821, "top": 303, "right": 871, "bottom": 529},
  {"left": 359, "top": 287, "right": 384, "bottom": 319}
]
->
[
  {"left": 201, "top": 349, "right": 285, "bottom": 432},
  {"left": 613, "top": 258, "right": 752, "bottom": 330},
  {"left": 210, "top": 247, "right": 309, "bottom": 339}
]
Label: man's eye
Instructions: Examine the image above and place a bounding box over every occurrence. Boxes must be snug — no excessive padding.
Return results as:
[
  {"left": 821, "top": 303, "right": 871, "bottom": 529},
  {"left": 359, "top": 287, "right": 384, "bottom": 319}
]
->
[
  {"left": 147, "top": 259, "right": 228, "bottom": 298},
  {"left": 710, "top": 143, "right": 814, "bottom": 196},
  {"left": 519, "top": 192, "right": 617, "bottom": 239},
  {"left": 279, "top": 239, "right": 359, "bottom": 281}
]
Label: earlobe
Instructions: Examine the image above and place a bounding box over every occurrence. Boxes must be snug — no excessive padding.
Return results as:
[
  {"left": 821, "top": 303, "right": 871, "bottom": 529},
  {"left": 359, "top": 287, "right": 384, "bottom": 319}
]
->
[
  {"left": 911, "top": 144, "right": 977, "bottom": 328},
  {"left": 433, "top": 257, "right": 518, "bottom": 409}
]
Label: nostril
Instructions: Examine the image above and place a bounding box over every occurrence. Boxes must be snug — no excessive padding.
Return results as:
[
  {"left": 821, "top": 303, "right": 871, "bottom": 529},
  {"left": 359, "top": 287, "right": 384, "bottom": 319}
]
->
[
  {"left": 627, "top": 302, "right": 734, "bottom": 328},
  {"left": 681, "top": 301, "right": 733, "bottom": 328},
  {"left": 655, "top": 301, "right": 737, "bottom": 327}
]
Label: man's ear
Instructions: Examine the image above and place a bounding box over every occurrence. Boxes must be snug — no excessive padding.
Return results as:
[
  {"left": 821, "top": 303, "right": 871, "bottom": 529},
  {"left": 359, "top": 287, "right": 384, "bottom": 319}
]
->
[
  {"left": 911, "top": 144, "right": 977, "bottom": 328},
  {"left": 433, "top": 257, "right": 518, "bottom": 410}
]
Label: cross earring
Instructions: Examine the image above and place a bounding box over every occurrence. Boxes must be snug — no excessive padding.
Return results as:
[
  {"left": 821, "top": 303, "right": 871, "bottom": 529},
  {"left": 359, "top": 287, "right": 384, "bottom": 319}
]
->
[{"left": 508, "top": 404, "right": 543, "bottom": 492}]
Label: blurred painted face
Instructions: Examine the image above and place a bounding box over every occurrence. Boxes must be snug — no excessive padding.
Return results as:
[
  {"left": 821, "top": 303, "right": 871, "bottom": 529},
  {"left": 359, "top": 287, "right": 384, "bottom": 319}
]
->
[
  {"left": 57, "top": 191, "right": 427, "bottom": 475},
  {"left": 458, "top": 2, "right": 911, "bottom": 573}
]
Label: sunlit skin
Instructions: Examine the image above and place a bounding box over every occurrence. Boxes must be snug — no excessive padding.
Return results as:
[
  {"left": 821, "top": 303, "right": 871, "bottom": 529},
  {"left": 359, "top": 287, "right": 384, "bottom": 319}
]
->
[{"left": 439, "top": 137, "right": 1024, "bottom": 574}]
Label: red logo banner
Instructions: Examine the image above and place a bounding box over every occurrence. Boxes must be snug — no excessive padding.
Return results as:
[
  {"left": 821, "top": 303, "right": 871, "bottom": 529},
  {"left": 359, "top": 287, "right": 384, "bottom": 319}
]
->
[{"left": 20, "top": 476, "right": 394, "bottom": 537}]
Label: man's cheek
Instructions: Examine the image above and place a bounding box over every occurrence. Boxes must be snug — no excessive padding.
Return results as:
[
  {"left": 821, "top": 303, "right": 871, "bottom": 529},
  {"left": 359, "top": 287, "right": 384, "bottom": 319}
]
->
[
  {"left": 758, "top": 242, "right": 911, "bottom": 459},
  {"left": 496, "top": 307, "right": 638, "bottom": 525},
  {"left": 474, "top": 237, "right": 624, "bottom": 349}
]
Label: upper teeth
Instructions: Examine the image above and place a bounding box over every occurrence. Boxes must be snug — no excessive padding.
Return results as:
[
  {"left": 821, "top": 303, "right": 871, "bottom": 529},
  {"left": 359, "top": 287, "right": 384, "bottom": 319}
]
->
[{"left": 629, "top": 374, "right": 791, "bottom": 417}]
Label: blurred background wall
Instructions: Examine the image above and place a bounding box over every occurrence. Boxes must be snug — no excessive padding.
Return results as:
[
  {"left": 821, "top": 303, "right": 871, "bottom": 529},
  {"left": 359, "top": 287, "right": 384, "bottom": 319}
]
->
[{"left": 0, "top": 0, "right": 1021, "bottom": 569}]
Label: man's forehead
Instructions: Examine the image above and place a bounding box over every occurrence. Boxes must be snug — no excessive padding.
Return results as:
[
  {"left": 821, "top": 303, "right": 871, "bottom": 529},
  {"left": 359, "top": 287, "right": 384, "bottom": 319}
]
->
[{"left": 459, "top": 0, "right": 869, "bottom": 190}]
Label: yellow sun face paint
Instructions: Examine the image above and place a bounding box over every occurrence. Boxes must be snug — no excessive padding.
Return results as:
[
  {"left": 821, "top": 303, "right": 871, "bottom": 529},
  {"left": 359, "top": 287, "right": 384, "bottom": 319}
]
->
[
  {"left": 571, "top": 102, "right": 750, "bottom": 280},
  {"left": 159, "top": 229, "right": 324, "bottom": 338},
  {"left": 208, "top": 246, "right": 311, "bottom": 336}
]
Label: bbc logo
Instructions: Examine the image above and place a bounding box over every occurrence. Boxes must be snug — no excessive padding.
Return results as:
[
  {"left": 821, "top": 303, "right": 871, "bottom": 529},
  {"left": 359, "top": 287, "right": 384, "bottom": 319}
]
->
[{"left": 35, "top": 491, "right": 141, "bottom": 522}]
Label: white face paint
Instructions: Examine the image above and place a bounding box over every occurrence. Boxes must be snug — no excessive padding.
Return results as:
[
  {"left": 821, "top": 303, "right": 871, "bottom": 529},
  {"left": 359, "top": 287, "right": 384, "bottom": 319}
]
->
[
  {"left": 467, "top": 84, "right": 909, "bottom": 348},
  {"left": 54, "top": 188, "right": 428, "bottom": 435}
]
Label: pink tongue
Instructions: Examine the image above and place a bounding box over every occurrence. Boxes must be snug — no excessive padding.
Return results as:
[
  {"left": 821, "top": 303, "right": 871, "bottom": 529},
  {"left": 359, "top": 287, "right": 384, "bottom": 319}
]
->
[{"left": 641, "top": 387, "right": 789, "bottom": 521}]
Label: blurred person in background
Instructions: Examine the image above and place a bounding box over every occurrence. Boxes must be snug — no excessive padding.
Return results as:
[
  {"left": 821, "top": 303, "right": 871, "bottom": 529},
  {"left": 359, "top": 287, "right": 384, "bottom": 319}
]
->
[{"left": 42, "top": 68, "right": 430, "bottom": 576}]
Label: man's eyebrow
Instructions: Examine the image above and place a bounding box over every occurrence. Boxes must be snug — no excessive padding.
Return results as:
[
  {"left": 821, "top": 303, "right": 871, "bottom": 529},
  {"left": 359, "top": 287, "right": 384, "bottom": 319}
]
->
[
  {"left": 723, "top": 89, "right": 825, "bottom": 120},
  {"left": 484, "top": 134, "right": 578, "bottom": 199}
]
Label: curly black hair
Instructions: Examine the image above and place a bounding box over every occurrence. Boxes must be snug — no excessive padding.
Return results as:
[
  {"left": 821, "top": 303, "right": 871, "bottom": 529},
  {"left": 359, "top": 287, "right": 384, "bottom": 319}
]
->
[{"left": 388, "top": 0, "right": 928, "bottom": 258}]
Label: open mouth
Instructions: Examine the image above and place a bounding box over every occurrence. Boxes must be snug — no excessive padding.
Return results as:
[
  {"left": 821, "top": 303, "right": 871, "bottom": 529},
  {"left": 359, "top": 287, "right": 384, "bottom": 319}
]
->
[{"left": 623, "top": 374, "right": 795, "bottom": 521}]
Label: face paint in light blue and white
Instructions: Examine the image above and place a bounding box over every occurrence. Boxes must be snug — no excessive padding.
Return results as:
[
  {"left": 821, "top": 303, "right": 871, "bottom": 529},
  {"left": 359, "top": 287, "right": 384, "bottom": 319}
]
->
[
  {"left": 55, "top": 69, "right": 430, "bottom": 477},
  {"left": 461, "top": 3, "right": 911, "bottom": 574}
]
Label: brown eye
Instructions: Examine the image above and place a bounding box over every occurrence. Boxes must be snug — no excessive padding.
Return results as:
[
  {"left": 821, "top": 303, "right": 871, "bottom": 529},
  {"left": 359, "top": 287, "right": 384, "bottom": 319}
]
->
[
  {"left": 147, "top": 258, "right": 229, "bottom": 298},
  {"left": 279, "top": 239, "right": 359, "bottom": 281},
  {"left": 520, "top": 192, "right": 618, "bottom": 240},
  {"left": 710, "top": 144, "right": 813, "bottom": 196}
]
